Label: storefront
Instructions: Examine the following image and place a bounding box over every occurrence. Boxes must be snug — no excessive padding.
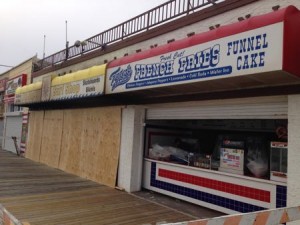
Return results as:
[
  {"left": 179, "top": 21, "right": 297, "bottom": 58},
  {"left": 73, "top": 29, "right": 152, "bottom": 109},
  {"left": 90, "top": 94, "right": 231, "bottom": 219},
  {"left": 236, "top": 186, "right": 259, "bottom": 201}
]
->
[
  {"left": 2, "top": 74, "right": 27, "bottom": 153},
  {"left": 0, "top": 78, "right": 8, "bottom": 143},
  {"left": 15, "top": 64, "right": 122, "bottom": 188},
  {"left": 16, "top": 5, "right": 300, "bottom": 215},
  {"left": 141, "top": 96, "right": 288, "bottom": 214},
  {"left": 106, "top": 6, "right": 300, "bottom": 214}
]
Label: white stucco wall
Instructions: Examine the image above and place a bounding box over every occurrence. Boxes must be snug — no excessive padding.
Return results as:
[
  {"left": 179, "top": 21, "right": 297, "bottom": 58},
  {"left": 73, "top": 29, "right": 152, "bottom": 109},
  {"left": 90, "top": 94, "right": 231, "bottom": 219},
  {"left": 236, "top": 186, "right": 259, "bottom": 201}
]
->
[
  {"left": 287, "top": 94, "right": 300, "bottom": 224},
  {"left": 118, "top": 106, "right": 145, "bottom": 192}
]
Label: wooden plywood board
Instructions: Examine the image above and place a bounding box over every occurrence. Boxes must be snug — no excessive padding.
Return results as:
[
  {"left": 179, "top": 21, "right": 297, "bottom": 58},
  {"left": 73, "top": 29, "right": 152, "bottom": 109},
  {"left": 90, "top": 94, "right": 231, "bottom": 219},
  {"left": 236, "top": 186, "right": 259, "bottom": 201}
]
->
[
  {"left": 59, "top": 109, "right": 83, "bottom": 174},
  {"left": 59, "top": 107, "right": 121, "bottom": 187},
  {"left": 39, "top": 110, "right": 63, "bottom": 168},
  {"left": 25, "top": 111, "right": 44, "bottom": 162},
  {"left": 80, "top": 107, "right": 121, "bottom": 187}
]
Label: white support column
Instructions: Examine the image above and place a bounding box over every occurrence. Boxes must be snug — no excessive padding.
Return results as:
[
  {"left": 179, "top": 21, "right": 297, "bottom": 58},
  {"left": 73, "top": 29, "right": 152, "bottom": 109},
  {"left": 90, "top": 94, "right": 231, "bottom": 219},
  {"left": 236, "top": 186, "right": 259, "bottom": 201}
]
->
[
  {"left": 117, "top": 106, "right": 145, "bottom": 192},
  {"left": 288, "top": 94, "right": 300, "bottom": 225}
]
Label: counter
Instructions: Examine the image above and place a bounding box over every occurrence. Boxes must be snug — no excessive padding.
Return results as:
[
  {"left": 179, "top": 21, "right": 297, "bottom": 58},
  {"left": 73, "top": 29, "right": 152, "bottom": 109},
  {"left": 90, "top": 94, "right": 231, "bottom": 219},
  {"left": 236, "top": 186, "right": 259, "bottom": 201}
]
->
[{"left": 143, "top": 158, "right": 287, "bottom": 214}]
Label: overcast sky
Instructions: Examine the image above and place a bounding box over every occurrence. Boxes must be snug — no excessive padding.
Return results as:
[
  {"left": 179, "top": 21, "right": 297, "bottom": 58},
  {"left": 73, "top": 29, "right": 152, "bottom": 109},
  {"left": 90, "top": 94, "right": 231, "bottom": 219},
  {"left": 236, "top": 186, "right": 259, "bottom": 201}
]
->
[{"left": 0, "top": 0, "right": 167, "bottom": 73}]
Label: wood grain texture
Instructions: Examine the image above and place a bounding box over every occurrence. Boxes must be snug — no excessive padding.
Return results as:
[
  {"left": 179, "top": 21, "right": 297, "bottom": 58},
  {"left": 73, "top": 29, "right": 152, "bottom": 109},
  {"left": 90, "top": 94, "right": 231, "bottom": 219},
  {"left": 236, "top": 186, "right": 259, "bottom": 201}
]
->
[
  {"left": 80, "top": 107, "right": 121, "bottom": 187},
  {"left": 59, "top": 107, "right": 121, "bottom": 187},
  {"left": 0, "top": 150, "right": 193, "bottom": 225},
  {"left": 25, "top": 111, "right": 44, "bottom": 162},
  {"left": 39, "top": 110, "right": 63, "bottom": 168},
  {"left": 59, "top": 108, "right": 82, "bottom": 175},
  {"left": 28, "top": 107, "right": 121, "bottom": 187}
]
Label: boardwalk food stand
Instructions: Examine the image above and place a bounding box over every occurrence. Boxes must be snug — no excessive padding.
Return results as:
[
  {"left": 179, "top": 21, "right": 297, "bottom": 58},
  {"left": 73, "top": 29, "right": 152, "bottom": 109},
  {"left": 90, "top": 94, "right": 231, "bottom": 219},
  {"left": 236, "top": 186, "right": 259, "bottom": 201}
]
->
[
  {"left": 106, "top": 6, "right": 300, "bottom": 214},
  {"left": 16, "top": 5, "right": 300, "bottom": 215}
]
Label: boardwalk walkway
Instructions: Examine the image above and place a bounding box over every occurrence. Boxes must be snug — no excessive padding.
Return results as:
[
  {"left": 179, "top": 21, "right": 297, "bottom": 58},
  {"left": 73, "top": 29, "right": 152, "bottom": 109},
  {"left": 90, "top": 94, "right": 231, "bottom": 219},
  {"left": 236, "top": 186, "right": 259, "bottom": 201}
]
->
[{"left": 0, "top": 150, "right": 193, "bottom": 225}]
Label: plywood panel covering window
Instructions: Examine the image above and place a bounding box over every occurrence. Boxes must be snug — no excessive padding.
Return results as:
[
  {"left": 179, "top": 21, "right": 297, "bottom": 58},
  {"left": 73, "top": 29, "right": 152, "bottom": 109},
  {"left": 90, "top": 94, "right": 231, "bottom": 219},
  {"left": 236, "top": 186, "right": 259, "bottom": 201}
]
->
[
  {"left": 59, "top": 109, "right": 83, "bottom": 175},
  {"left": 59, "top": 106, "right": 122, "bottom": 187},
  {"left": 26, "top": 111, "right": 44, "bottom": 161},
  {"left": 26, "top": 107, "right": 121, "bottom": 188},
  {"left": 39, "top": 110, "right": 64, "bottom": 168}
]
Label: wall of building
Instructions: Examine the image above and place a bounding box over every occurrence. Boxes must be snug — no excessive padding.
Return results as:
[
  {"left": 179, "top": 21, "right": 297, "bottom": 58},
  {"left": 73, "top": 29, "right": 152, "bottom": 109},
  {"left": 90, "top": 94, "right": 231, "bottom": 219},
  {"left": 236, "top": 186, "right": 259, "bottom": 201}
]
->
[
  {"left": 0, "top": 75, "right": 9, "bottom": 145},
  {"left": 26, "top": 0, "right": 300, "bottom": 213},
  {"left": 4, "top": 57, "right": 36, "bottom": 85},
  {"left": 118, "top": 106, "right": 145, "bottom": 192},
  {"left": 1, "top": 57, "right": 36, "bottom": 153},
  {"left": 33, "top": 0, "right": 300, "bottom": 83},
  {"left": 0, "top": 120, "right": 4, "bottom": 146},
  {"left": 288, "top": 94, "right": 300, "bottom": 225}
]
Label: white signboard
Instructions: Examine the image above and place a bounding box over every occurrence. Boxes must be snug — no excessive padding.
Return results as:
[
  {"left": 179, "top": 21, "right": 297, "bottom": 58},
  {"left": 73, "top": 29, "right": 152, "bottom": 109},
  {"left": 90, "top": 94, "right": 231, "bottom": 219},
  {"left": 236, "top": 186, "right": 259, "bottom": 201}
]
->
[
  {"left": 106, "top": 23, "right": 283, "bottom": 94},
  {"left": 50, "top": 75, "right": 104, "bottom": 100},
  {"left": 5, "top": 75, "right": 26, "bottom": 95},
  {"left": 220, "top": 148, "right": 244, "bottom": 171}
]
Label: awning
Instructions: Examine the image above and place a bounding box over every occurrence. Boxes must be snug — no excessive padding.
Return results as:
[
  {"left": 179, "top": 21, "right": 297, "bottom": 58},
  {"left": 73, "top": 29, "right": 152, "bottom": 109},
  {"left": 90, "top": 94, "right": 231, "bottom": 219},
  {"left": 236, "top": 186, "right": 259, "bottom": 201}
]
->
[
  {"left": 15, "top": 64, "right": 107, "bottom": 105},
  {"left": 106, "top": 6, "right": 300, "bottom": 98},
  {"left": 50, "top": 64, "right": 106, "bottom": 101},
  {"left": 15, "top": 82, "right": 42, "bottom": 105}
]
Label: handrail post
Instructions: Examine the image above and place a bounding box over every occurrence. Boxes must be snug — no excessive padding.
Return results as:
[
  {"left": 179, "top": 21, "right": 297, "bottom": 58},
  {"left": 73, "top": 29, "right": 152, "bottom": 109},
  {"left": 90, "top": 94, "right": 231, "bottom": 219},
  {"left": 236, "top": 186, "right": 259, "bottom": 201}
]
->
[
  {"left": 40, "top": 59, "right": 44, "bottom": 71},
  {"left": 187, "top": 0, "right": 195, "bottom": 15},
  {"left": 65, "top": 41, "right": 69, "bottom": 61},
  {"left": 147, "top": 11, "right": 150, "bottom": 30},
  {"left": 34, "top": 0, "right": 221, "bottom": 71},
  {"left": 122, "top": 24, "right": 125, "bottom": 40},
  {"left": 99, "top": 33, "right": 103, "bottom": 48}
]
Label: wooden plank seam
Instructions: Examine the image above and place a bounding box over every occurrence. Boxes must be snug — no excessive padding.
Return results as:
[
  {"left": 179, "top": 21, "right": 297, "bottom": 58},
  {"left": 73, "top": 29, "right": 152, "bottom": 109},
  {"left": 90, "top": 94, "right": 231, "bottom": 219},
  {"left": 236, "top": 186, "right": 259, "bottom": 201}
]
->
[{"left": 161, "top": 206, "right": 300, "bottom": 225}]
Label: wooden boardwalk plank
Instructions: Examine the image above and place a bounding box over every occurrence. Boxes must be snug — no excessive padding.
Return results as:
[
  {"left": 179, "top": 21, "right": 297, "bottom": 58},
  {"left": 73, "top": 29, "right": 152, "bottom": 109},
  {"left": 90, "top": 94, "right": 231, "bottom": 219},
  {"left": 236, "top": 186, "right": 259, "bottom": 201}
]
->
[{"left": 0, "top": 150, "right": 193, "bottom": 224}]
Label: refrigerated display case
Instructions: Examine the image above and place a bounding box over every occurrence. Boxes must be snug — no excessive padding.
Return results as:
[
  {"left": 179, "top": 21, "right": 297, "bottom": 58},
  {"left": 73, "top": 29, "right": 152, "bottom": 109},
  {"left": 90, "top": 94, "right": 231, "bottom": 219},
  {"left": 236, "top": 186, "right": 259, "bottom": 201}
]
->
[{"left": 270, "top": 142, "right": 287, "bottom": 182}]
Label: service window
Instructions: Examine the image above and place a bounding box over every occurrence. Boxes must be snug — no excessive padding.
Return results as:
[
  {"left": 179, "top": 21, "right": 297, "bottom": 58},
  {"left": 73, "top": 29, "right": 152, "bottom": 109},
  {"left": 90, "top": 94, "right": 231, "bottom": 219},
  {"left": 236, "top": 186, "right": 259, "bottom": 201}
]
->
[{"left": 144, "top": 119, "right": 288, "bottom": 181}]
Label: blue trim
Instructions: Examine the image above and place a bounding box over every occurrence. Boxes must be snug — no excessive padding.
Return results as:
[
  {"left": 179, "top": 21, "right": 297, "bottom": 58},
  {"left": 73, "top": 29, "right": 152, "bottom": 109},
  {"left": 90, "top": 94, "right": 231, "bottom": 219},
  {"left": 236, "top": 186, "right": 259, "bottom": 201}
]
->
[
  {"left": 276, "top": 185, "right": 287, "bottom": 208},
  {"left": 150, "top": 162, "right": 266, "bottom": 213},
  {"left": 126, "top": 66, "right": 232, "bottom": 89}
]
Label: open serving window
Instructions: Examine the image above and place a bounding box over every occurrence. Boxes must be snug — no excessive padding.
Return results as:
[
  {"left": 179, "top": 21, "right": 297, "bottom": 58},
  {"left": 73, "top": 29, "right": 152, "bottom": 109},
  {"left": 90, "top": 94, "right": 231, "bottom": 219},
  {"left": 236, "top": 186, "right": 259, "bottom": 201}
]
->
[{"left": 144, "top": 119, "right": 288, "bottom": 181}]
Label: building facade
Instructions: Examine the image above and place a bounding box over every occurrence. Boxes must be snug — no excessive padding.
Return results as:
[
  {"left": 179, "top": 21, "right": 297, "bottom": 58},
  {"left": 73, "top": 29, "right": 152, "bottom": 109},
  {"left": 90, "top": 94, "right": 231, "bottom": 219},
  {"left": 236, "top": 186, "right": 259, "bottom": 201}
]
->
[
  {"left": 0, "top": 76, "right": 9, "bottom": 144},
  {"left": 1, "top": 56, "right": 37, "bottom": 153},
  {"left": 13, "top": 0, "right": 300, "bottom": 216}
]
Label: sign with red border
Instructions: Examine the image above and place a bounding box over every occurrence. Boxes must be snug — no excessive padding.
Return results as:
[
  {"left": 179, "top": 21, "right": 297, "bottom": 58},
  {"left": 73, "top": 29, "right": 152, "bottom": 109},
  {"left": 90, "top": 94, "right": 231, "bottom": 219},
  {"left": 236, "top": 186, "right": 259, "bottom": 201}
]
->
[{"left": 5, "top": 74, "right": 27, "bottom": 96}]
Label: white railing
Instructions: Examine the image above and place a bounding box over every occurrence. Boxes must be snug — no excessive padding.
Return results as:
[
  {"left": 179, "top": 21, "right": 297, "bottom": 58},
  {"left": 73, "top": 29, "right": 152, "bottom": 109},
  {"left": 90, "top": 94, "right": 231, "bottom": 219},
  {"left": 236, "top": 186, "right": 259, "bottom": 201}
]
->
[{"left": 161, "top": 206, "right": 300, "bottom": 225}]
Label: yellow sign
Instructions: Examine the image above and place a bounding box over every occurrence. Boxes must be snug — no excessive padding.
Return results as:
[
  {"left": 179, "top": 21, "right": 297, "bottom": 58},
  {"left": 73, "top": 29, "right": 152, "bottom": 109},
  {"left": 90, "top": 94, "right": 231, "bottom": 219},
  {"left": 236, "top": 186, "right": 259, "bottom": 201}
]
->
[{"left": 50, "top": 64, "right": 106, "bottom": 101}]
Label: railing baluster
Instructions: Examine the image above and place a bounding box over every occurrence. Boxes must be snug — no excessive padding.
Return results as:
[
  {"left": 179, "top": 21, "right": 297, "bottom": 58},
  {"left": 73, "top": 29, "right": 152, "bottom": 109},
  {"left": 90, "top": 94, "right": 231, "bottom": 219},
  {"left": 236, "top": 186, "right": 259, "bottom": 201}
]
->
[
  {"left": 35, "top": 0, "right": 223, "bottom": 71},
  {"left": 138, "top": 17, "right": 141, "bottom": 31},
  {"left": 112, "top": 28, "right": 115, "bottom": 42},
  {"left": 148, "top": 13, "right": 151, "bottom": 27},
  {"left": 172, "top": 1, "right": 174, "bottom": 17},
  {"left": 131, "top": 20, "right": 134, "bottom": 33}
]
